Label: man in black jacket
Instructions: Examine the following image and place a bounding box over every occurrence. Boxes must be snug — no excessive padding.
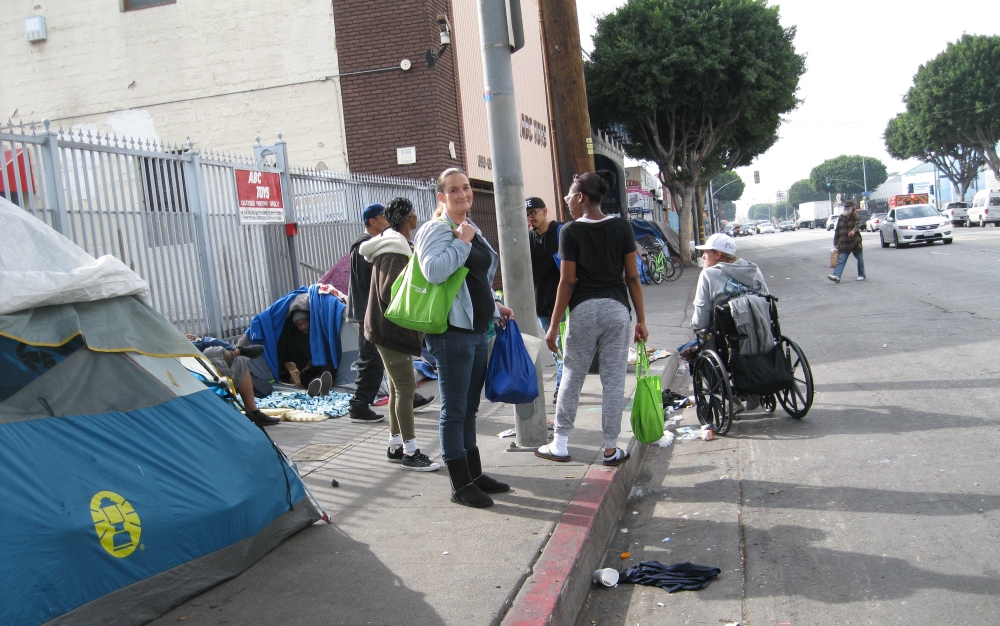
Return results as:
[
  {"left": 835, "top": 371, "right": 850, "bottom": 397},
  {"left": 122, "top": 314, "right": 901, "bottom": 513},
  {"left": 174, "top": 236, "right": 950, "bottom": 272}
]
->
[
  {"left": 527, "top": 196, "right": 564, "bottom": 403},
  {"left": 347, "top": 203, "right": 433, "bottom": 422}
]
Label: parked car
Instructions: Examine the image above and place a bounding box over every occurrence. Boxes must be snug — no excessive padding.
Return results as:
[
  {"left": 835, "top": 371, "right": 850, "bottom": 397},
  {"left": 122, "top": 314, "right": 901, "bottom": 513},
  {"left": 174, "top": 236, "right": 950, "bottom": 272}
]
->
[
  {"left": 941, "top": 201, "right": 969, "bottom": 226},
  {"left": 866, "top": 213, "right": 886, "bottom": 232},
  {"left": 826, "top": 214, "right": 840, "bottom": 231},
  {"left": 968, "top": 190, "right": 1000, "bottom": 227},
  {"left": 779, "top": 221, "right": 796, "bottom": 231},
  {"left": 878, "top": 204, "right": 953, "bottom": 248},
  {"left": 758, "top": 222, "right": 775, "bottom": 234}
]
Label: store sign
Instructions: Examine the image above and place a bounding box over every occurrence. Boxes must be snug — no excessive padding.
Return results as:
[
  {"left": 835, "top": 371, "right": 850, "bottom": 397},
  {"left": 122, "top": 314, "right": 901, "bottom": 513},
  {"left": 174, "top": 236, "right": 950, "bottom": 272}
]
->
[{"left": 234, "top": 169, "right": 284, "bottom": 224}]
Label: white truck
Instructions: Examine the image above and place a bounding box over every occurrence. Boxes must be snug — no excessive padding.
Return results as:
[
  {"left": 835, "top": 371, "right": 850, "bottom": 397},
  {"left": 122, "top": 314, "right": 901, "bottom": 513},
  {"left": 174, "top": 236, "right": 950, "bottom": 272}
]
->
[{"left": 797, "top": 200, "right": 832, "bottom": 229}]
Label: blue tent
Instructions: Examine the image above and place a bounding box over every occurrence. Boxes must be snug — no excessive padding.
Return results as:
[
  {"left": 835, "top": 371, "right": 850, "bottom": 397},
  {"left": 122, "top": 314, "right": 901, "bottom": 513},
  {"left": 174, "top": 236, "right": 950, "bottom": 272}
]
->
[{"left": 0, "top": 200, "right": 322, "bottom": 625}]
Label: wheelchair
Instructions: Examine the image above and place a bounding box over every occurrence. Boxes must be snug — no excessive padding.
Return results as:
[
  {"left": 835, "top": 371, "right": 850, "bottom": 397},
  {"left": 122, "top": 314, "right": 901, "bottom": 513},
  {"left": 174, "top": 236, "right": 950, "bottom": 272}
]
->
[{"left": 690, "top": 295, "right": 814, "bottom": 435}]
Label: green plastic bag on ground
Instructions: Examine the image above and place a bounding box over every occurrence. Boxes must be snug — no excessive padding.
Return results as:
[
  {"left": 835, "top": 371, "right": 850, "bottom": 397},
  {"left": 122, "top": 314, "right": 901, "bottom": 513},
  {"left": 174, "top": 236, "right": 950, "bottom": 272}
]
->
[
  {"left": 385, "top": 252, "right": 469, "bottom": 335},
  {"left": 631, "top": 340, "right": 665, "bottom": 444}
]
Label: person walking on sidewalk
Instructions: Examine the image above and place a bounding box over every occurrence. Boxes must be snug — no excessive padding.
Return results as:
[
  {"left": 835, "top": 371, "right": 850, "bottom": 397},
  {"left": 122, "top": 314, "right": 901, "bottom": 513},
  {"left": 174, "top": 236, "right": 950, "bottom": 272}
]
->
[
  {"left": 526, "top": 196, "right": 565, "bottom": 404},
  {"left": 360, "top": 197, "right": 440, "bottom": 472},
  {"left": 828, "top": 200, "right": 866, "bottom": 283},
  {"left": 535, "top": 170, "right": 647, "bottom": 467},
  {"left": 347, "top": 203, "right": 433, "bottom": 424},
  {"left": 414, "top": 168, "right": 515, "bottom": 508}
]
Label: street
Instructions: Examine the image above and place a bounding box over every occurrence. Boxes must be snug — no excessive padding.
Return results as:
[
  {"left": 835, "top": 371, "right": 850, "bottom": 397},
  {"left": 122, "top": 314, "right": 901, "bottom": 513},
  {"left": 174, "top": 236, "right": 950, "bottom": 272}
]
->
[{"left": 579, "top": 227, "right": 1000, "bottom": 625}]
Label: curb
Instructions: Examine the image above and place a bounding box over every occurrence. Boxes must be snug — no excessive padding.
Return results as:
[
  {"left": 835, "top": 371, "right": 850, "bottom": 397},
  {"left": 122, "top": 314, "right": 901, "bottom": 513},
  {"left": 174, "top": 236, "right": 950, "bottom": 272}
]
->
[{"left": 498, "top": 358, "right": 676, "bottom": 626}]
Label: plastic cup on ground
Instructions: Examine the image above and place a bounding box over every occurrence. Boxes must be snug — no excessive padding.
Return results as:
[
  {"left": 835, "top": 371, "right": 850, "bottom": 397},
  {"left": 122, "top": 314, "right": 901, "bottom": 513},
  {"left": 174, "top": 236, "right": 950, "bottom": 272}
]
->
[{"left": 593, "top": 568, "right": 619, "bottom": 587}]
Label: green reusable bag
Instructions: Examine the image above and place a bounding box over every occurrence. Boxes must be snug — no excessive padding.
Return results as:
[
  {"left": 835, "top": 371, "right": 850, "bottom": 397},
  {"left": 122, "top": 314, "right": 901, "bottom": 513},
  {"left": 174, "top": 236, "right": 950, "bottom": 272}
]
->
[
  {"left": 630, "top": 340, "right": 665, "bottom": 444},
  {"left": 385, "top": 252, "right": 469, "bottom": 334}
]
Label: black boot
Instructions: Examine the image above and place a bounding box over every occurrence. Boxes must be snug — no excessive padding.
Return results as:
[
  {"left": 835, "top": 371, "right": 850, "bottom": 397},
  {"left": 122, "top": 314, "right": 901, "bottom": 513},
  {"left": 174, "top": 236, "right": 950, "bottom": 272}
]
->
[
  {"left": 445, "top": 456, "right": 493, "bottom": 508},
  {"left": 467, "top": 446, "right": 510, "bottom": 493}
]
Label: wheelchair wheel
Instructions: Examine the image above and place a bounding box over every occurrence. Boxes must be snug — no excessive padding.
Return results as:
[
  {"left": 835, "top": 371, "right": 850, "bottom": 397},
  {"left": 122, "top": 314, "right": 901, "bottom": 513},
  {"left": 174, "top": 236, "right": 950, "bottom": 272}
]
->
[
  {"left": 775, "top": 336, "right": 814, "bottom": 419},
  {"left": 761, "top": 393, "right": 776, "bottom": 413},
  {"left": 664, "top": 256, "right": 684, "bottom": 282},
  {"left": 692, "top": 349, "right": 734, "bottom": 435}
]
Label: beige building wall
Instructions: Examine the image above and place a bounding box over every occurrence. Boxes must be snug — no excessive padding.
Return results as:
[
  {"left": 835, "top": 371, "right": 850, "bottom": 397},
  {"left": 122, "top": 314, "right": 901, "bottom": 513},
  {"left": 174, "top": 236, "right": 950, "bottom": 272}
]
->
[
  {"left": 1, "top": 0, "right": 348, "bottom": 170},
  {"left": 452, "top": 0, "right": 557, "bottom": 209}
]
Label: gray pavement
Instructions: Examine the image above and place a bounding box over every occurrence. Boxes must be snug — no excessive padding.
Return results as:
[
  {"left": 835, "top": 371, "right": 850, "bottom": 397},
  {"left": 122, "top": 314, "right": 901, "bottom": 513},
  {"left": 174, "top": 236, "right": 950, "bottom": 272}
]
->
[
  {"left": 151, "top": 264, "right": 698, "bottom": 626},
  {"left": 578, "top": 228, "right": 1000, "bottom": 625}
]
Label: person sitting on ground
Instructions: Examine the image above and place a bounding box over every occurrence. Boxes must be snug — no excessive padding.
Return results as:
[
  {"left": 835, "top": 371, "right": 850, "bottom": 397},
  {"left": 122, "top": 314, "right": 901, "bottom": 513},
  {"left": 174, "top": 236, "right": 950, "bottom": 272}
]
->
[
  {"left": 278, "top": 306, "right": 333, "bottom": 398},
  {"left": 186, "top": 335, "right": 278, "bottom": 428}
]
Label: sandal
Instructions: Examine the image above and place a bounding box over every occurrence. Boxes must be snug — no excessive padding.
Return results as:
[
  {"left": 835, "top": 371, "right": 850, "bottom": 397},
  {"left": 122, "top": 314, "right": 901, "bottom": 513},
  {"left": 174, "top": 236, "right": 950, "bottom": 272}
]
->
[
  {"left": 535, "top": 443, "right": 571, "bottom": 463},
  {"left": 602, "top": 447, "right": 630, "bottom": 467}
]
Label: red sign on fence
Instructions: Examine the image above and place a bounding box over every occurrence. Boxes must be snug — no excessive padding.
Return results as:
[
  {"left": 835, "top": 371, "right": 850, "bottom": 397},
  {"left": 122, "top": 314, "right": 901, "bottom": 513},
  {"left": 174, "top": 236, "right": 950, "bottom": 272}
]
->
[{"left": 234, "top": 168, "right": 284, "bottom": 224}]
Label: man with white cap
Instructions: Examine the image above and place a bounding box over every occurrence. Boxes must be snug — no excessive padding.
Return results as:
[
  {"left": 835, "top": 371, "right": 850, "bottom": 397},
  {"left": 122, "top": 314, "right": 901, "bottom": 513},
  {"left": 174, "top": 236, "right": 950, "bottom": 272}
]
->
[{"left": 690, "top": 233, "right": 769, "bottom": 331}]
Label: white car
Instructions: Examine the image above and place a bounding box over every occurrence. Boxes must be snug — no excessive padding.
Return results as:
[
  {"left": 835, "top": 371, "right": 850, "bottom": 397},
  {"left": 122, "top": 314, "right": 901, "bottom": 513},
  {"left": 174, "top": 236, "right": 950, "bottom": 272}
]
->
[
  {"left": 758, "top": 223, "right": 775, "bottom": 234},
  {"left": 878, "top": 204, "right": 953, "bottom": 248},
  {"left": 941, "top": 201, "right": 969, "bottom": 226},
  {"left": 826, "top": 215, "right": 840, "bottom": 231},
  {"left": 968, "top": 190, "right": 1000, "bottom": 227}
]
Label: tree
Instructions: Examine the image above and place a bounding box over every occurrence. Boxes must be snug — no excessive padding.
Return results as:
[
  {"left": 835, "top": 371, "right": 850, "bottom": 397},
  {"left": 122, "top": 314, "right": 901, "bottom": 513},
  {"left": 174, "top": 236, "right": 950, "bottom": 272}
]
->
[
  {"left": 809, "top": 155, "right": 887, "bottom": 200},
  {"left": 788, "top": 178, "right": 827, "bottom": 208},
  {"left": 585, "top": 0, "right": 805, "bottom": 263},
  {"left": 904, "top": 35, "right": 1000, "bottom": 183},
  {"left": 712, "top": 171, "right": 745, "bottom": 203},
  {"left": 748, "top": 203, "right": 774, "bottom": 221},
  {"left": 719, "top": 201, "right": 737, "bottom": 222},
  {"left": 884, "top": 112, "right": 983, "bottom": 202}
]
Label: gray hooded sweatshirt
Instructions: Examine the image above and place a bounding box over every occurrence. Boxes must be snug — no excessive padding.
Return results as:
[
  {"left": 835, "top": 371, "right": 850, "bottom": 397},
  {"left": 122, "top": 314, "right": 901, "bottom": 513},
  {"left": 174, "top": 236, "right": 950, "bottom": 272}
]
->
[{"left": 691, "top": 258, "right": 769, "bottom": 330}]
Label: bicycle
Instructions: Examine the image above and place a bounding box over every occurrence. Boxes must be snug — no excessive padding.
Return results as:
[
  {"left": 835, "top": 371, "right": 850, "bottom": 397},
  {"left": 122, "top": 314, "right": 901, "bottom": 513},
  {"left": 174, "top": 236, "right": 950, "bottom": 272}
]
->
[{"left": 642, "top": 240, "right": 684, "bottom": 283}]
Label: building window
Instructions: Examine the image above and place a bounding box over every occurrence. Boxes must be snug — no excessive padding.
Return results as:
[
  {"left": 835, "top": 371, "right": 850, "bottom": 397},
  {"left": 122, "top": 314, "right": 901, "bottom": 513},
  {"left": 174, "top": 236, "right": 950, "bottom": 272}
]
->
[{"left": 122, "top": 0, "right": 176, "bottom": 12}]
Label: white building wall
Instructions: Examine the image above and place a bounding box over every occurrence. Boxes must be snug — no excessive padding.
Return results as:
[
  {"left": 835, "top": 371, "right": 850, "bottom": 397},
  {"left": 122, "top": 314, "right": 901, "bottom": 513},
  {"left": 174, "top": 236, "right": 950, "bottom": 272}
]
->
[{"left": 2, "top": 0, "right": 348, "bottom": 169}]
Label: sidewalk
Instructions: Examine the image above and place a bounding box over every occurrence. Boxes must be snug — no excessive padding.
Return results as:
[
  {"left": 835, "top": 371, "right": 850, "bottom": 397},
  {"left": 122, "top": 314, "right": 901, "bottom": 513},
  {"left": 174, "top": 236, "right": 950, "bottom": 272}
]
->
[{"left": 151, "top": 270, "right": 700, "bottom": 626}]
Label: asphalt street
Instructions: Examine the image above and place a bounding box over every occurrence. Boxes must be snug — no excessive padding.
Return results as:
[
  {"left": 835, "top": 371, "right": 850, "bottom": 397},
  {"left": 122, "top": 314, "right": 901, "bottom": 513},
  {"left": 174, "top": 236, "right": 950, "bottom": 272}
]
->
[{"left": 578, "top": 226, "right": 1000, "bottom": 626}]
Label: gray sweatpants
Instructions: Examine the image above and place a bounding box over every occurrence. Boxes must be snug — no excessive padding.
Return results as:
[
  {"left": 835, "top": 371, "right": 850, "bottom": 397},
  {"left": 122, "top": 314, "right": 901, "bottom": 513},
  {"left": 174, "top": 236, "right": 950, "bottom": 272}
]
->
[{"left": 554, "top": 298, "right": 632, "bottom": 449}]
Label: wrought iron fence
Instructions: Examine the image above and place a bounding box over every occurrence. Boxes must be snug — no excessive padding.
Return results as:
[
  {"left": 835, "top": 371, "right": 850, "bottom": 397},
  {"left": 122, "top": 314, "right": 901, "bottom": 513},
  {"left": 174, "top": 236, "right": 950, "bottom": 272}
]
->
[{"left": 2, "top": 120, "right": 436, "bottom": 339}]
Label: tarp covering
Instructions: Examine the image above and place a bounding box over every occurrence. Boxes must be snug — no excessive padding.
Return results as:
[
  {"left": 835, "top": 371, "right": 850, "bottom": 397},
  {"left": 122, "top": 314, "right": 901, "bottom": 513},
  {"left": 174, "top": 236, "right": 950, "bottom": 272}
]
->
[{"left": 0, "top": 199, "right": 150, "bottom": 315}]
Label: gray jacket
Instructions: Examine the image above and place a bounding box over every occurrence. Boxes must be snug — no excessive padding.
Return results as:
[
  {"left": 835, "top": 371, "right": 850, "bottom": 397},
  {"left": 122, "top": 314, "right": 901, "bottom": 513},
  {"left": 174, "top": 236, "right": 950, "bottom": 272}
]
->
[
  {"left": 412, "top": 216, "right": 500, "bottom": 331},
  {"left": 691, "top": 258, "right": 768, "bottom": 330}
]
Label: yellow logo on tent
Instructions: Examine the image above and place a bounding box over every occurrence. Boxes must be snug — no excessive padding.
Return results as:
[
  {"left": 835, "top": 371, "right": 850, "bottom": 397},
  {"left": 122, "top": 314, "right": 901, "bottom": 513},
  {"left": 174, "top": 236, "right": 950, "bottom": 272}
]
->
[{"left": 90, "top": 491, "right": 141, "bottom": 558}]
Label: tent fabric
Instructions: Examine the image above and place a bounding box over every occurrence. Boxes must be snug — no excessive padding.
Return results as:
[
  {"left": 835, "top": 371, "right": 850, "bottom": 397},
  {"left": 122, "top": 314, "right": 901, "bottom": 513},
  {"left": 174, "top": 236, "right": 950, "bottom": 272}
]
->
[
  {"left": 0, "top": 389, "right": 320, "bottom": 626},
  {"left": 0, "top": 199, "right": 150, "bottom": 315},
  {"left": 319, "top": 252, "right": 352, "bottom": 295},
  {"left": 0, "top": 295, "right": 202, "bottom": 358}
]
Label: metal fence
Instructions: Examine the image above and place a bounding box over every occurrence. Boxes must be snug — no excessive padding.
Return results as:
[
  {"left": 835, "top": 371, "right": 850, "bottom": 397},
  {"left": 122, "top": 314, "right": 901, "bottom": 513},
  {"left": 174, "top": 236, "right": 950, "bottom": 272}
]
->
[{"left": 1, "top": 120, "right": 436, "bottom": 339}]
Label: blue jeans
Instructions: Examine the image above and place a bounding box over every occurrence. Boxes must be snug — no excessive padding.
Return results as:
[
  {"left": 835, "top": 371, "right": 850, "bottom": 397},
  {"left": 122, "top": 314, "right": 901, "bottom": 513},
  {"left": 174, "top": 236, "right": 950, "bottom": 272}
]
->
[
  {"left": 833, "top": 250, "right": 865, "bottom": 279},
  {"left": 426, "top": 330, "right": 489, "bottom": 462},
  {"left": 538, "top": 315, "right": 564, "bottom": 392}
]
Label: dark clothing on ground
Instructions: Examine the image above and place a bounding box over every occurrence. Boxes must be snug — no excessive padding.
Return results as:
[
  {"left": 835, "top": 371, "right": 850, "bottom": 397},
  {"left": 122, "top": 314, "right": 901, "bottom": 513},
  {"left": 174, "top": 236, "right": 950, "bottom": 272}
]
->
[
  {"left": 348, "top": 232, "right": 374, "bottom": 323},
  {"left": 529, "top": 221, "right": 563, "bottom": 316},
  {"left": 453, "top": 235, "right": 494, "bottom": 334},
  {"left": 620, "top": 561, "right": 722, "bottom": 593},
  {"left": 192, "top": 336, "right": 234, "bottom": 352},
  {"left": 834, "top": 210, "right": 862, "bottom": 252},
  {"left": 559, "top": 216, "right": 637, "bottom": 313}
]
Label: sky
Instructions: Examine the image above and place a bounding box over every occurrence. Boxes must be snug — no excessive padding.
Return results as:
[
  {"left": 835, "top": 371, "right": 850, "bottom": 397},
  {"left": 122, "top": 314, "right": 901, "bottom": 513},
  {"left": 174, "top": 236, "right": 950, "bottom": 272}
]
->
[{"left": 575, "top": 0, "right": 1000, "bottom": 217}]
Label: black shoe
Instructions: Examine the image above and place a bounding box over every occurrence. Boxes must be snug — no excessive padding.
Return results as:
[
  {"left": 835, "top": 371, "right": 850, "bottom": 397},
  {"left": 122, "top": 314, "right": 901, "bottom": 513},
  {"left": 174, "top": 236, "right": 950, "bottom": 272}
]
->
[
  {"left": 413, "top": 393, "right": 435, "bottom": 410},
  {"left": 349, "top": 406, "right": 385, "bottom": 423},
  {"left": 401, "top": 450, "right": 441, "bottom": 472},
  {"left": 466, "top": 446, "right": 510, "bottom": 493},
  {"left": 307, "top": 378, "right": 322, "bottom": 398},
  {"left": 239, "top": 344, "right": 265, "bottom": 359},
  {"left": 319, "top": 370, "right": 332, "bottom": 397},
  {"left": 552, "top": 389, "right": 558, "bottom": 405},
  {"left": 387, "top": 444, "right": 404, "bottom": 463},
  {"left": 445, "top": 456, "right": 493, "bottom": 508},
  {"left": 247, "top": 409, "right": 280, "bottom": 427}
]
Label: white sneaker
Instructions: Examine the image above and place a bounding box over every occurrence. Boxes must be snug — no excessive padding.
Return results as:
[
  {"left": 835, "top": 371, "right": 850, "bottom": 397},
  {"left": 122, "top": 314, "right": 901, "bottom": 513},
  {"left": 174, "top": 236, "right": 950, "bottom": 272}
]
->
[{"left": 857, "top": 276, "right": 866, "bottom": 281}]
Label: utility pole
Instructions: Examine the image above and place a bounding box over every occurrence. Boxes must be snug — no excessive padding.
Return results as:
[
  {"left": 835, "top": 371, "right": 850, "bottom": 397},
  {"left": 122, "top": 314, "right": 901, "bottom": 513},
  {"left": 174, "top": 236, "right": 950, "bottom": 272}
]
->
[
  {"left": 538, "top": 0, "right": 594, "bottom": 218},
  {"left": 478, "top": 0, "right": 548, "bottom": 449}
]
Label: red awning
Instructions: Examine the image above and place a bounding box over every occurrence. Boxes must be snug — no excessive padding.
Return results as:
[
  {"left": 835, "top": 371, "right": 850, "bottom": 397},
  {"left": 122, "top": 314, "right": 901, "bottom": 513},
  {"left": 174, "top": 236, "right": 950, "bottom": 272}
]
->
[{"left": 0, "top": 149, "right": 34, "bottom": 193}]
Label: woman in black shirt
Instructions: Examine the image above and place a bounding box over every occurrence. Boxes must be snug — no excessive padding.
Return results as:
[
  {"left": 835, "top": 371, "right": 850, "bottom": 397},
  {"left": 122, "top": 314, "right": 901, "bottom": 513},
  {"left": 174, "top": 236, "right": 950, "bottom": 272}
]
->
[{"left": 535, "top": 170, "right": 647, "bottom": 467}]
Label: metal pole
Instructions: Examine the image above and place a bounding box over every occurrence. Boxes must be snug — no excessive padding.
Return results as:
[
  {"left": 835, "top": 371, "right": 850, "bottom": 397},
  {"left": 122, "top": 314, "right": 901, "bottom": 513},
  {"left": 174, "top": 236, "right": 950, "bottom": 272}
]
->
[
  {"left": 478, "top": 0, "right": 548, "bottom": 449},
  {"left": 38, "top": 119, "right": 69, "bottom": 235},
  {"left": 183, "top": 145, "right": 225, "bottom": 338}
]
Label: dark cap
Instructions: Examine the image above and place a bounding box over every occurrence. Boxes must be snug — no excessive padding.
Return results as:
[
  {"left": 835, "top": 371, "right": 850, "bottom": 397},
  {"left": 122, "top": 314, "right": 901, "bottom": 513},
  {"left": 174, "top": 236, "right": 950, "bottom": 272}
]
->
[
  {"left": 525, "top": 197, "right": 546, "bottom": 211},
  {"left": 291, "top": 310, "right": 309, "bottom": 323},
  {"left": 362, "top": 203, "right": 385, "bottom": 224}
]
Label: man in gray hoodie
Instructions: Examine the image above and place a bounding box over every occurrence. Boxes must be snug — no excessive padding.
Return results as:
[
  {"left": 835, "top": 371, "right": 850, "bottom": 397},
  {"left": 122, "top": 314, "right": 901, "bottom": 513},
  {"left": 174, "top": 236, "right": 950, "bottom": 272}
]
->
[{"left": 691, "top": 233, "right": 769, "bottom": 330}]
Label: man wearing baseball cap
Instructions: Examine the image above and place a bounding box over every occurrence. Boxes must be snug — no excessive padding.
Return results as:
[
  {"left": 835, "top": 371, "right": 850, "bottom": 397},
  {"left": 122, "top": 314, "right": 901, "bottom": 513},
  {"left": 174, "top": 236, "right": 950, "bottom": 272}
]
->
[
  {"left": 526, "top": 196, "right": 565, "bottom": 403},
  {"left": 690, "top": 233, "right": 769, "bottom": 330}
]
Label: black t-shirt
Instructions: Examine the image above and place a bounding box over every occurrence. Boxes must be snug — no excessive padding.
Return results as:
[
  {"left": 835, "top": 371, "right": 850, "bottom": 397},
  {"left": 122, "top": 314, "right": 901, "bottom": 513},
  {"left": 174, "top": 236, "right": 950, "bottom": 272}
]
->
[
  {"left": 560, "top": 216, "right": 637, "bottom": 312},
  {"left": 451, "top": 234, "right": 494, "bottom": 334},
  {"left": 529, "top": 221, "right": 562, "bottom": 317}
]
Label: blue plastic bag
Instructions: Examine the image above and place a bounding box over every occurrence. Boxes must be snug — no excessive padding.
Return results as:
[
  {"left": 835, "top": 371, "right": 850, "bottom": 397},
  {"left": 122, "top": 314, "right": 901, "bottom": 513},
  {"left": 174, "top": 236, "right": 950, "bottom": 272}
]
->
[{"left": 485, "top": 319, "right": 540, "bottom": 404}]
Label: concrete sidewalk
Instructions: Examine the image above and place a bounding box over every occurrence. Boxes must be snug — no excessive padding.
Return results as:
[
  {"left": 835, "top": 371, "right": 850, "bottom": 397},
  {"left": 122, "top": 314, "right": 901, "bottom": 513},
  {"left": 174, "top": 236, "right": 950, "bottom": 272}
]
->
[{"left": 152, "top": 269, "right": 699, "bottom": 626}]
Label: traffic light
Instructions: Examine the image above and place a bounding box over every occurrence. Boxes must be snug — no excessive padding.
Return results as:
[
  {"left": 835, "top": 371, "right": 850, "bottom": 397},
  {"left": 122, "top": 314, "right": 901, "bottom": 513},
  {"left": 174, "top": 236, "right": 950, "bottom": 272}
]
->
[
  {"left": 753, "top": 171, "right": 760, "bottom": 184},
  {"left": 825, "top": 177, "right": 831, "bottom": 190}
]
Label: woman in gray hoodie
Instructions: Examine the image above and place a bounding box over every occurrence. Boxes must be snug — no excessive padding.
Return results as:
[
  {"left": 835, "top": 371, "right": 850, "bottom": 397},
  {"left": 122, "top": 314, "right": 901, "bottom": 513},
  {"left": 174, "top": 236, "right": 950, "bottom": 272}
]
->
[{"left": 360, "top": 198, "right": 440, "bottom": 472}]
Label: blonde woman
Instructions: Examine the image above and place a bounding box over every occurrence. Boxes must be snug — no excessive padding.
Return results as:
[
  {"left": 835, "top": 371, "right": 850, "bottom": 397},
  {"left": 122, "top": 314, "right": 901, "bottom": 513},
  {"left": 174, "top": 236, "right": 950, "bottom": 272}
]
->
[{"left": 413, "top": 168, "right": 514, "bottom": 508}]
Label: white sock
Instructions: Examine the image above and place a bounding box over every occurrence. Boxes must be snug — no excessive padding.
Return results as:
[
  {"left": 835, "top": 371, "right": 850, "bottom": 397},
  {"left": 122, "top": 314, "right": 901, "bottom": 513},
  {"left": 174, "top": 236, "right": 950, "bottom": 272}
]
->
[
  {"left": 403, "top": 439, "right": 418, "bottom": 454},
  {"left": 552, "top": 434, "right": 569, "bottom": 456},
  {"left": 388, "top": 434, "right": 403, "bottom": 447}
]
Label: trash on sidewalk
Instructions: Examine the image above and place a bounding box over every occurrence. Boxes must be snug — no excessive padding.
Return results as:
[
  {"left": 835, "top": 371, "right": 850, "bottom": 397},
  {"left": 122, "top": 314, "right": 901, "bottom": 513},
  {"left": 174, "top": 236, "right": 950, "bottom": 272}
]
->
[
  {"left": 620, "top": 552, "right": 631, "bottom": 559},
  {"left": 620, "top": 528, "right": 629, "bottom": 534},
  {"left": 661, "top": 537, "right": 671, "bottom": 542},
  {"left": 653, "top": 431, "right": 675, "bottom": 447},
  {"left": 665, "top": 415, "right": 684, "bottom": 428},
  {"left": 700, "top": 424, "right": 715, "bottom": 441},
  {"left": 619, "top": 561, "right": 722, "bottom": 593},
  {"left": 497, "top": 428, "right": 516, "bottom": 438},
  {"left": 675, "top": 427, "right": 701, "bottom": 441},
  {"left": 593, "top": 568, "right": 619, "bottom": 587}
]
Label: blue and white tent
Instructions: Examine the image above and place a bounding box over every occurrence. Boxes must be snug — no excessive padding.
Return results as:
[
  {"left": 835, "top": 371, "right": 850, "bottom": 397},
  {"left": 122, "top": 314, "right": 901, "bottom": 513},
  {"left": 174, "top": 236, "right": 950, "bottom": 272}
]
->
[{"left": 0, "top": 199, "right": 321, "bottom": 625}]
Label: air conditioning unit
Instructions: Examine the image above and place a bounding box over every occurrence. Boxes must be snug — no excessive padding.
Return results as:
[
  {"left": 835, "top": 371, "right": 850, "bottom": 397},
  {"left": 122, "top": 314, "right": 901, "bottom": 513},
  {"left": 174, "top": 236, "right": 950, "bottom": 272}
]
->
[{"left": 24, "top": 15, "right": 47, "bottom": 42}]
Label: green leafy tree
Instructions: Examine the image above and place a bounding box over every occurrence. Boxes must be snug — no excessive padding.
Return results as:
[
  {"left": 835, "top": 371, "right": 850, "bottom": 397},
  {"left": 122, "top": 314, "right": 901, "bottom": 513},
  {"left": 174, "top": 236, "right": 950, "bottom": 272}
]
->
[
  {"left": 712, "top": 171, "right": 746, "bottom": 203},
  {"left": 884, "top": 112, "right": 983, "bottom": 202},
  {"left": 748, "top": 203, "right": 775, "bottom": 221},
  {"left": 586, "top": 0, "right": 805, "bottom": 263},
  {"left": 720, "top": 201, "right": 737, "bottom": 222},
  {"left": 904, "top": 35, "right": 1000, "bottom": 183},
  {"left": 788, "top": 178, "right": 827, "bottom": 208},
  {"left": 809, "top": 155, "right": 887, "bottom": 200}
]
